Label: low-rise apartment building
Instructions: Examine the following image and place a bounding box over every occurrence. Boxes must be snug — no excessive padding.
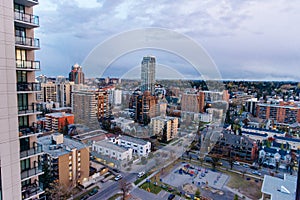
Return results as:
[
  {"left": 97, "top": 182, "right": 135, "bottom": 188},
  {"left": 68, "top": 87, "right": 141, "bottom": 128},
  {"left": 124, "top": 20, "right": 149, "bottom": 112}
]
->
[
  {"left": 111, "top": 135, "right": 151, "bottom": 157},
  {"left": 39, "top": 133, "right": 89, "bottom": 188}
]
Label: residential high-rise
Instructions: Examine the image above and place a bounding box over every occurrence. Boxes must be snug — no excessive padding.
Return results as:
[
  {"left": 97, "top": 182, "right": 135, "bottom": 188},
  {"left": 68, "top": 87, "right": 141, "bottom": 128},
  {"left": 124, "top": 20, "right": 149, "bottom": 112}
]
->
[
  {"left": 151, "top": 116, "right": 179, "bottom": 142},
  {"left": 130, "top": 91, "right": 157, "bottom": 125},
  {"left": 72, "top": 89, "right": 110, "bottom": 128},
  {"left": 69, "top": 63, "right": 85, "bottom": 84},
  {"left": 15, "top": 0, "right": 45, "bottom": 198},
  {"left": 141, "top": 56, "right": 156, "bottom": 94},
  {"left": 0, "top": 0, "right": 44, "bottom": 199}
]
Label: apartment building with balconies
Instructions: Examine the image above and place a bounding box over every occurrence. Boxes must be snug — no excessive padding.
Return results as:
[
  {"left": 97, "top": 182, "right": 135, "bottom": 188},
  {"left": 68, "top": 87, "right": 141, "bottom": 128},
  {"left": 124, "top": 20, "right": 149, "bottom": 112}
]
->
[
  {"left": 0, "top": 0, "right": 43, "bottom": 199},
  {"left": 15, "top": 0, "right": 44, "bottom": 199},
  {"left": 38, "top": 133, "right": 90, "bottom": 188}
]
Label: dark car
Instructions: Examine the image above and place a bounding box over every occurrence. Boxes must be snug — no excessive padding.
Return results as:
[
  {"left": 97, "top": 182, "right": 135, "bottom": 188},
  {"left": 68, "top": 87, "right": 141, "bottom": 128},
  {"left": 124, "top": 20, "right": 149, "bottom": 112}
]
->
[
  {"left": 168, "top": 194, "right": 175, "bottom": 200},
  {"left": 89, "top": 188, "right": 98, "bottom": 196}
]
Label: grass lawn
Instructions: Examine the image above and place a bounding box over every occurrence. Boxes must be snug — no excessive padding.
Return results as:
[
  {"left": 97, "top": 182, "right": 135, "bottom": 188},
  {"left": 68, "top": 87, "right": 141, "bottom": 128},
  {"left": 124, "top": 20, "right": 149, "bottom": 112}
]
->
[
  {"left": 226, "top": 171, "right": 262, "bottom": 200},
  {"left": 108, "top": 193, "right": 122, "bottom": 200},
  {"left": 140, "top": 182, "right": 162, "bottom": 194},
  {"left": 134, "top": 173, "right": 149, "bottom": 185},
  {"left": 74, "top": 186, "right": 99, "bottom": 200}
]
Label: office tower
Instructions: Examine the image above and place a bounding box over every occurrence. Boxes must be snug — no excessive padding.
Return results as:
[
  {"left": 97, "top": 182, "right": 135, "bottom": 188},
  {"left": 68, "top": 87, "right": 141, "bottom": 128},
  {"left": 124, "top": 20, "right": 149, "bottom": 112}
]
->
[
  {"left": 141, "top": 56, "right": 156, "bottom": 95},
  {"left": 69, "top": 63, "right": 85, "bottom": 84},
  {"left": 72, "top": 89, "right": 110, "bottom": 128},
  {"left": 0, "top": 0, "right": 44, "bottom": 199}
]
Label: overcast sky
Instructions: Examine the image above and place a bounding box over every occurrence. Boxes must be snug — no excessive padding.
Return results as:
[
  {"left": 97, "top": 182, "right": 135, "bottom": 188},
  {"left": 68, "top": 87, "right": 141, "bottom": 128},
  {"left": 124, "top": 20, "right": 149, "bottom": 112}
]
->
[{"left": 35, "top": 0, "right": 300, "bottom": 81}]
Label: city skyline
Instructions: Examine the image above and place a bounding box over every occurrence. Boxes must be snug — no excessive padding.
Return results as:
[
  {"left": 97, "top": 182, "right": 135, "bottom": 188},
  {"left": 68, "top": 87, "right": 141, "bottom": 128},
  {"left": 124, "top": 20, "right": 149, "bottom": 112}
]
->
[{"left": 35, "top": 0, "right": 300, "bottom": 81}]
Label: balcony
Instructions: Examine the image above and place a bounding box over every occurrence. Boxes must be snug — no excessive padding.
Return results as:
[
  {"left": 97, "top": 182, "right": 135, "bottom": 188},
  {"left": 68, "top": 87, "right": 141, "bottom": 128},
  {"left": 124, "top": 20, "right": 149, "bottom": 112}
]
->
[
  {"left": 17, "top": 82, "right": 41, "bottom": 92},
  {"left": 14, "top": 0, "right": 38, "bottom": 7},
  {"left": 19, "top": 126, "right": 42, "bottom": 138},
  {"left": 16, "top": 60, "right": 40, "bottom": 70},
  {"left": 18, "top": 103, "right": 43, "bottom": 116},
  {"left": 20, "top": 144, "right": 43, "bottom": 159},
  {"left": 14, "top": 11, "right": 39, "bottom": 28},
  {"left": 22, "top": 184, "right": 44, "bottom": 200},
  {"left": 15, "top": 36, "right": 40, "bottom": 50},
  {"left": 21, "top": 164, "right": 43, "bottom": 180}
]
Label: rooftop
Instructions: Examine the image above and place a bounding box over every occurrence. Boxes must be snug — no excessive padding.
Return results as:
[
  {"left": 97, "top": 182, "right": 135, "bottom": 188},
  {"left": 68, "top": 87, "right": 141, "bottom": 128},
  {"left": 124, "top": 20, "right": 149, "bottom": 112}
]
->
[
  {"left": 94, "top": 140, "right": 129, "bottom": 153},
  {"left": 45, "top": 112, "right": 74, "bottom": 118},
  {"left": 261, "top": 174, "right": 297, "bottom": 200},
  {"left": 38, "top": 134, "right": 87, "bottom": 158},
  {"left": 119, "top": 135, "right": 149, "bottom": 145}
]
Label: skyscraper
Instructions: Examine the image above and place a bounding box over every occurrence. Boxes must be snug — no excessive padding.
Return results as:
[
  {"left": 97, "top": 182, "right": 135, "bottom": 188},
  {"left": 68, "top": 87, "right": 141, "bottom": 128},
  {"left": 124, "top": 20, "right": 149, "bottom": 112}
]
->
[
  {"left": 69, "top": 63, "right": 85, "bottom": 84},
  {"left": 1, "top": 0, "right": 44, "bottom": 199},
  {"left": 141, "top": 56, "right": 156, "bottom": 95}
]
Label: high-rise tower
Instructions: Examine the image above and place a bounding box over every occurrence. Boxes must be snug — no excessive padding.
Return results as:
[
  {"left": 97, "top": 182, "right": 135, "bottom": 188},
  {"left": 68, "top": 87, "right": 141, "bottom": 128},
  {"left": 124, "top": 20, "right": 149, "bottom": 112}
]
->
[
  {"left": 1, "top": 0, "right": 44, "bottom": 199},
  {"left": 141, "top": 56, "right": 156, "bottom": 95},
  {"left": 69, "top": 63, "right": 85, "bottom": 84}
]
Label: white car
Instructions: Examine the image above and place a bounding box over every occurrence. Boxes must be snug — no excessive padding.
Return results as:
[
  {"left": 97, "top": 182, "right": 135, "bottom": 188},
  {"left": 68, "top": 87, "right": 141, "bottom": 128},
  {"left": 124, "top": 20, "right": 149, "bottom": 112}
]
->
[
  {"left": 114, "top": 174, "right": 123, "bottom": 181},
  {"left": 233, "top": 161, "right": 240, "bottom": 165},
  {"left": 138, "top": 171, "right": 145, "bottom": 178}
]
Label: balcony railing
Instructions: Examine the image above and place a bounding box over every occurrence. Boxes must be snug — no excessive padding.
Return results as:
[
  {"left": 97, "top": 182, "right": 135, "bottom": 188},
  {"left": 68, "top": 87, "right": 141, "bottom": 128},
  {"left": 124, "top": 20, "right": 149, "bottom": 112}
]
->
[
  {"left": 18, "top": 103, "right": 43, "bottom": 115},
  {"left": 16, "top": 60, "right": 40, "bottom": 70},
  {"left": 21, "top": 164, "right": 43, "bottom": 180},
  {"left": 15, "top": 36, "right": 40, "bottom": 49},
  {"left": 20, "top": 144, "right": 43, "bottom": 159},
  {"left": 19, "top": 126, "right": 42, "bottom": 137},
  {"left": 14, "top": 11, "right": 39, "bottom": 27},
  {"left": 17, "top": 82, "right": 41, "bottom": 92},
  {"left": 22, "top": 184, "right": 44, "bottom": 200}
]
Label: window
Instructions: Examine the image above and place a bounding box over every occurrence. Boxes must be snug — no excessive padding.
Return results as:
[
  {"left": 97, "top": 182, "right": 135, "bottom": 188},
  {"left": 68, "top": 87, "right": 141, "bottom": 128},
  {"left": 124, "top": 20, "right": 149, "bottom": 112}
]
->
[
  {"left": 16, "top": 71, "right": 27, "bottom": 83},
  {"left": 14, "top": 4, "right": 25, "bottom": 13},
  {"left": 20, "top": 159, "right": 30, "bottom": 171},
  {"left": 19, "top": 116, "right": 29, "bottom": 128},
  {"left": 15, "top": 26, "right": 26, "bottom": 37},
  {"left": 16, "top": 49, "right": 26, "bottom": 61},
  {"left": 18, "top": 94, "right": 28, "bottom": 111},
  {"left": 20, "top": 138, "right": 30, "bottom": 151}
]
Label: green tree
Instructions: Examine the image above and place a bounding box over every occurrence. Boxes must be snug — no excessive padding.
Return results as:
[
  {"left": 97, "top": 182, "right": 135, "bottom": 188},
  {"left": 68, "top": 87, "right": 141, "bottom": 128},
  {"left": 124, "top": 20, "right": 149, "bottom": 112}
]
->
[
  {"left": 40, "top": 162, "right": 52, "bottom": 190},
  {"left": 234, "top": 194, "right": 239, "bottom": 200},
  {"left": 195, "top": 188, "right": 201, "bottom": 197},
  {"left": 211, "top": 156, "right": 220, "bottom": 171}
]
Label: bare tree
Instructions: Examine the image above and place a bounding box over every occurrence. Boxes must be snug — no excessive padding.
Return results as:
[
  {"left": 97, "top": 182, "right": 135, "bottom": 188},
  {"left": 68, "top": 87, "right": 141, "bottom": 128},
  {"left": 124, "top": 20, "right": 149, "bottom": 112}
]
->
[
  {"left": 119, "top": 179, "right": 132, "bottom": 200},
  {"left": 46, "top": 180, "right": 72, "bottom": 200}
]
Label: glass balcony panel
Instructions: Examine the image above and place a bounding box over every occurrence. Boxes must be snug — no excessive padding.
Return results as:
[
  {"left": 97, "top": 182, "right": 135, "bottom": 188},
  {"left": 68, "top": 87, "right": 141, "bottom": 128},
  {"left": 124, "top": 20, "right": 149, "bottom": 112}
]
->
[{"left": 20, "top": 144, "right": 43, "bottom": 159}]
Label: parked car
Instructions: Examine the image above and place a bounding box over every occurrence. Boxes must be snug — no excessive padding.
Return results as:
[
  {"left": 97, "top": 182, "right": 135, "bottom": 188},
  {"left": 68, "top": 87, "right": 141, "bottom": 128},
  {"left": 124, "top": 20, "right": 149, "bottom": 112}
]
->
[
  {"left": 233, "top": 161, "right": 240, "bottom": 165},
  {"left": 114, "top": 174, "right": 123, "bottom": 181},
  {"left": 252, "top": 171, "right": 261, "bottom": 176},
  {"left": 243, "top": 164, "right": 249, "bottom": 168},
  {"left": 168, "top": 194, "right": 175, "bottom": 200},
  {"left": 138, "top": 171, "right": 145, "bottom": 178},
  {"left": 89, "top": 188, "right": 98, "bottom": 196}
]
